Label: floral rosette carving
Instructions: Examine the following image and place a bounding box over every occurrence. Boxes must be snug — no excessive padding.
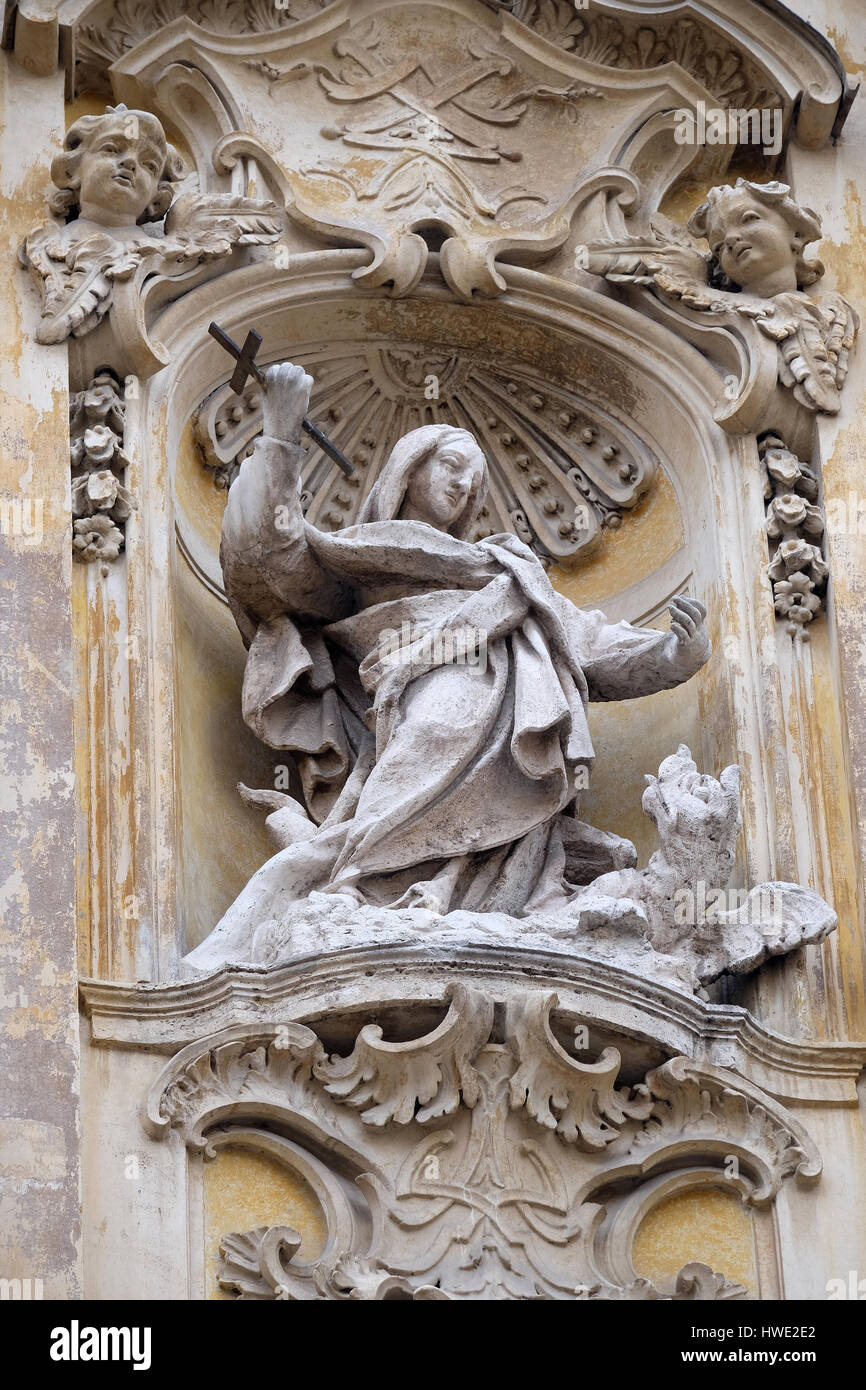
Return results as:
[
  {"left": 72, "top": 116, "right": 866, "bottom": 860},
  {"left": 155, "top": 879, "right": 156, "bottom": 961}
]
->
[{"left": 70, "top": 370, "right": 135, "bottom": 564}]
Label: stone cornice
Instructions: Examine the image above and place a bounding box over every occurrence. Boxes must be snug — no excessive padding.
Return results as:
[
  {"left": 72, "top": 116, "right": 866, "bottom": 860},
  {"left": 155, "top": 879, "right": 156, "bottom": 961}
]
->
[
  {"left": 80, "top": 943, "right": 866, "bottom": 1104},
  {"left": 2, "top": 0, "right": 855, "bottom": 146}
]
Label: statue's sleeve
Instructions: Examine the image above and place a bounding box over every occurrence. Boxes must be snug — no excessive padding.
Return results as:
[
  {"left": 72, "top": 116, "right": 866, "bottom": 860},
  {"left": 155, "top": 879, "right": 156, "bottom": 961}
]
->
[
  {"left": 220, "top": 434, "right": 352, "bottom": 623},
  {"left": 573, "top": 607, "right": 710, "bottom": 702}
]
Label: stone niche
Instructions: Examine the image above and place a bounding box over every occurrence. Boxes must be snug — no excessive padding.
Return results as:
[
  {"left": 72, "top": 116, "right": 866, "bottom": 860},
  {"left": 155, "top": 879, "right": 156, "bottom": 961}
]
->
[{"left": 175, "top": 290, "right": 706, "bottom": 942}]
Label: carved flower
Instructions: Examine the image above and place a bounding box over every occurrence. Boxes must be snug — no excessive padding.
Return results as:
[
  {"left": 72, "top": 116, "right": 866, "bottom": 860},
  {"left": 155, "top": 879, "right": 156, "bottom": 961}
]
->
[
  {"left": 762, "top": 444, "right": 801, "bottom": 489},
  {"left": 772, "top": 572, "right": 821, "bottom": 623},
  {"left": 82, "top": 425, "right": 119, "bottom": 466},
  {"left": 82, "top": 377, "right": 122, "bottom": 418},
  {"left": 769, "top": 492, "right": 808, "bottom": 529},
  {"left": 767, "top": 538, "right": 827, "bottom": 583},
  {"left": 71, "top": 470, "right": 136, "bottom": 522},
  {"left": 72, "top": 514, "right": 123, "bottom": 562}
]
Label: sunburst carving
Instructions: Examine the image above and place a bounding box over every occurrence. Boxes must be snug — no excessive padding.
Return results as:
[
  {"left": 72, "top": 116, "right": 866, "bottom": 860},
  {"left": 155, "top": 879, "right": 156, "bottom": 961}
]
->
[{"left": 192, "top": 340, "right": 656, "bottom": 562}]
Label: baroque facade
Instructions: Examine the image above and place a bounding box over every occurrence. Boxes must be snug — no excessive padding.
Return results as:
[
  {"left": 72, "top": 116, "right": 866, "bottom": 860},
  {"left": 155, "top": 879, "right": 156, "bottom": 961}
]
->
[{"left": 2, "top": 0, "right": 866, "bottom": 1302}]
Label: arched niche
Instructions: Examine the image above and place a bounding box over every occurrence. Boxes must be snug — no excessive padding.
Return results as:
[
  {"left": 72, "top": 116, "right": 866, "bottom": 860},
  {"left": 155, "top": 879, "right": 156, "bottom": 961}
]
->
[{"left": 137, "top": 251, "right": 771, "bottom": 952}]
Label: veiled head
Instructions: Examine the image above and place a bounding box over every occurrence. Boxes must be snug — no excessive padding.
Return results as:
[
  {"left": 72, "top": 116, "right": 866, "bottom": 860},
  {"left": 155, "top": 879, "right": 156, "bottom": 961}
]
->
[{"left": 358, "top": 425, "right": 488, "bottom": 538}]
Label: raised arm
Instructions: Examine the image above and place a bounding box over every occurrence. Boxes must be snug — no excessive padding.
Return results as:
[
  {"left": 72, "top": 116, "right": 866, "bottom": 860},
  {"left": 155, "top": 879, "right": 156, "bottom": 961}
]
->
[
  {"left": 220, "top": 363, "right": 352, "bottom": 623},
  {"left": 578, "top": 596, "right": 711, "bottom": 702}
]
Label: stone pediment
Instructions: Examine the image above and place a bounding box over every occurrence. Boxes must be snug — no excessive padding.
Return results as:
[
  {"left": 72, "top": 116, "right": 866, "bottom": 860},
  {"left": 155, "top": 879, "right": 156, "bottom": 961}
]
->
[
  {"left": 28, "top": 0, "right": 852, "bottom": 154},
  {"left": 100, "top": 1, "right": 715, "bottom": 300}
]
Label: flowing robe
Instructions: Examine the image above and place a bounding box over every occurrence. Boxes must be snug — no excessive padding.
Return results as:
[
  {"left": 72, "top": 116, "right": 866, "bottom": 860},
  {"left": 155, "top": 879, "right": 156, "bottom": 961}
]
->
[{"left": 184, "top": 434, "right": 709, "bottom": 968}]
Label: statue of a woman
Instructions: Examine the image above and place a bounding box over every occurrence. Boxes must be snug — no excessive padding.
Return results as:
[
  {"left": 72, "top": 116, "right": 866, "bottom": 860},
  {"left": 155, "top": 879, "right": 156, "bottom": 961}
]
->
[{"left": 186, "top": 362, "right": 711, "bottom": 969}]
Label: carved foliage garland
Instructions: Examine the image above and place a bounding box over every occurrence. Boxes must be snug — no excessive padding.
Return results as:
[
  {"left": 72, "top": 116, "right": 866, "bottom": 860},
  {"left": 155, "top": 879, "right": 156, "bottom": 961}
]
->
[
  {"left": 193, "top": 339, "right": 656, "bottom": 562},
  {"left": 70, "top": 370, "right": 135, "bottom": 563},
  {"left": 759, "top": 433, "right": 828, "bottom": 633},
  {"left": 145, "top": 986, "right": 821, "bottom": 1300}
]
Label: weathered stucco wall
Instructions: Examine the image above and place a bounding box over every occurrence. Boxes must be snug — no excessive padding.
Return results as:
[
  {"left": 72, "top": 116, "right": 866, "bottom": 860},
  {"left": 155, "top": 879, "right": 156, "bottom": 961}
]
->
[{"left": 0, "top": 52, "right": 80, "bottom": 1297}]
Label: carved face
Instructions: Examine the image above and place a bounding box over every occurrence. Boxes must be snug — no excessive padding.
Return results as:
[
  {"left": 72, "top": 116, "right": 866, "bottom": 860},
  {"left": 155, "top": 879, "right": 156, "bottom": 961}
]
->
[
  {"left": 402, "top": 441, "right": 484, "bottom": 531},
  {"left": 77, "top": 124, "right": 166, "bottom": 224},
  {"left": 709, "top": 193, "right": 798, "bottom": 291}
]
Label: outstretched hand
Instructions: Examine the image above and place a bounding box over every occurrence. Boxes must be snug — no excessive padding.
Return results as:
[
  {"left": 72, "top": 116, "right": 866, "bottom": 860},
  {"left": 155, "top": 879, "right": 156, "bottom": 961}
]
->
[
  {"left": 666, "top": 595, "right": 710, "bottom": 667},
  {"left": 261, "top": 361, "right": 313, "bottom": 446}
]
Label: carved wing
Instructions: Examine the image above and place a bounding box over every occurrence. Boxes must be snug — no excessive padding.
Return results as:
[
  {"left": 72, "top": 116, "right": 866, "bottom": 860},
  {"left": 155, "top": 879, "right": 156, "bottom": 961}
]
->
[
  {"left": 20, "top": 224, "right": 148, "bottom": 344},
  {"left": 163, "top": 193, "right": 283, "bottom": 262},
  {"left": 750, "top": 290, "right": 860, "bottom": 414},
  {"left": 585, "top": 214, "right": 722, "bottom": 310}
]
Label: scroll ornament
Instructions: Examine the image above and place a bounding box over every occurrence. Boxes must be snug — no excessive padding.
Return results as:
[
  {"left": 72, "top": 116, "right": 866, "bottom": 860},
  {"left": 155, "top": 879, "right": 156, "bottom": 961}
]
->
[{"left": 145, "top": 985, "right": 822, "bottom": 1300}]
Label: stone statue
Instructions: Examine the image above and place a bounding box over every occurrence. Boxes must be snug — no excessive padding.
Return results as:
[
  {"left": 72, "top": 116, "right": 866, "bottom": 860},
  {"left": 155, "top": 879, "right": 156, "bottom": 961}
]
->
[
  {"left": 585, "top": 178, "right": 858, "bottom": 415},
  {"left": 20, "top": 103, "right": 282, "bottom": 343},
  {"left": 185, "top": 360, "right": 713, "bottom": 970}
]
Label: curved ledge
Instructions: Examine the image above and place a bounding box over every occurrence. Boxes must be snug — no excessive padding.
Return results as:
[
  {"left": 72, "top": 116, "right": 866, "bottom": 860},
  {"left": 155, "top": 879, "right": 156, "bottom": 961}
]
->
[{"left": 80, "top": 942, "right": 866, "bottom": 1105}]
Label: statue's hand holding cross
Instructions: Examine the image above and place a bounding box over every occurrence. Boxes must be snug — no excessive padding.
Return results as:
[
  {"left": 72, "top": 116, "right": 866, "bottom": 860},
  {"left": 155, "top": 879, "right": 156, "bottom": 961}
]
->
[
  {"left": 208, "top": 321, "right": 353, "bottom": 476},
  {"left": 260, "top": 361, "right": 314, "bottom": 448}
]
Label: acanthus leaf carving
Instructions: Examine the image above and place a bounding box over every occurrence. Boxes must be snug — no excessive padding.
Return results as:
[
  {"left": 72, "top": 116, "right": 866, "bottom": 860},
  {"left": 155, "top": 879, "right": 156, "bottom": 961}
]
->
[
  {"left": 146, "top": 986, "right": 821, "bottom": 1299},
  {"left": 73, "top": 0, "right": 334, "bottom": 95},
  {"left": 506, "top": 991, "right": 652, "bottom": 1148},
  {"left": 315, "top": 983, "right": 494, "bottom": 1125},
  {"left": 488, "top": 4, "right": 783, "bottom": 113},
  {"left": 577, "top": 1263, "right": 747, "bottom": 1301},
  {"left": 147, "top": 1021, "right": 325, "bottom": 1150},
  {"left": 631, "top": 1056, "right": 822, "bottom": 1207},
  {"left": 218, "top": 1225, "right": 304, "bottom": 1301}
]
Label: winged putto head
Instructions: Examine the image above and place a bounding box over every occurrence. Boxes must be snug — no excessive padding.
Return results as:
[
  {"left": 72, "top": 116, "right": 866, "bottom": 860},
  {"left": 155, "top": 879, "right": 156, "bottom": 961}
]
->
[
  {"left": 49, "top": 104, "right": 186, "bottom": 227},
  {"left": 687, "top": 178, "right": 823, "bottom": 295}
]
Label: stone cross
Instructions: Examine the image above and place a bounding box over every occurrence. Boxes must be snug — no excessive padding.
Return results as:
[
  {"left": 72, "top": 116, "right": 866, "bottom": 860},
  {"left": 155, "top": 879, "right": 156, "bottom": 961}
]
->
[{"left": 208, "top": 321, "right": 355, "bottom": 477}]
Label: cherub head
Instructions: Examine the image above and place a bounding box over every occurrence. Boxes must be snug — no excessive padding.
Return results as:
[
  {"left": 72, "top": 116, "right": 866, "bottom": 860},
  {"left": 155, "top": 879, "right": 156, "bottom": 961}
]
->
[
  {"left": 50, "top": 104, "right": 186, "bottom": 228},
  {"left": 687, "top": 179, "right": 823, "bottom": 297}
]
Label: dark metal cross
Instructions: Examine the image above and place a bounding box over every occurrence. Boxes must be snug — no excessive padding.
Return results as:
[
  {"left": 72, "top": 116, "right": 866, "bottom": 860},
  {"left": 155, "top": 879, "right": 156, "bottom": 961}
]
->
[{"left": 208, "top": 321, "right": 355, "bottom": 478}]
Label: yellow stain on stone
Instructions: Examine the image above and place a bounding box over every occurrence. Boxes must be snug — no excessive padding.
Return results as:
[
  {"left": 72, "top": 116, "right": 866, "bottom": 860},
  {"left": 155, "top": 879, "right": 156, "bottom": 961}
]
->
[
  {"left": 632, "top": 1187, "right": 757, "bottom": 1295},
  {"left": 659, "top": 155, "right": 780, "bottom": 227},
  {"left": 815, "top": 180, "right": 866, "bottom": 304},
  {"left": 825, "top": 26, "right": 865, "bottom": 79},
  {"left": 204, "top": 1145, "right": 326, "bottom": 1301},
  {"left": 66, "top": 92, "right": 195, "bottom": 167},
  {"left": 175, "top": 418, "right": 226, "bottom": 555},
  {"left": 550, "top": 468, "right": 682, "bottom": 610}
]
